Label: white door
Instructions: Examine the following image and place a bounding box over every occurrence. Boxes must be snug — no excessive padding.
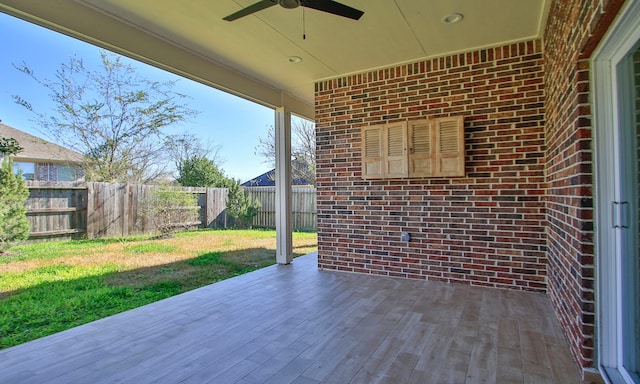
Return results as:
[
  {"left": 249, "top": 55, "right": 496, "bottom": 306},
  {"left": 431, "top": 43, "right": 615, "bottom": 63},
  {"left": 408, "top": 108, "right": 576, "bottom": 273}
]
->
[
  {"left": 594, "top": 1, "right": 640, "bottom": 383},
  {"left": 613, "top": 43, "right": 640, "bottom": 383}
]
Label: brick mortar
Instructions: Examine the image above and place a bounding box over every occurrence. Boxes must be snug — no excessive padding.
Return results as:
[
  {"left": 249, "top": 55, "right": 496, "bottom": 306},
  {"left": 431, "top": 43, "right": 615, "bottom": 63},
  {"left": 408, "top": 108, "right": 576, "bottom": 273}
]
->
[{"left": 543, "top": 0, "right": 625, "bottom": 376}]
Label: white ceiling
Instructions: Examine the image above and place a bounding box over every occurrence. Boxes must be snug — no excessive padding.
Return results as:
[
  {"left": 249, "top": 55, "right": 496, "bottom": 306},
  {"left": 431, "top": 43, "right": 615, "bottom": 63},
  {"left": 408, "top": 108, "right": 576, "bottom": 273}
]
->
[{"left": 0, "top": 0, "right": 550, "bottom": 118}]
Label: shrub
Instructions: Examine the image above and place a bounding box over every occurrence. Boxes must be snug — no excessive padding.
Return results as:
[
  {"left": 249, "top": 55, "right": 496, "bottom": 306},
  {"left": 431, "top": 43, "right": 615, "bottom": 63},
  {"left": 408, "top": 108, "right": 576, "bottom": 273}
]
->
[
  {"left": 176, "top": 155, "right": 229, "bottom": 188},
  {"left": 0, "top": 154, "right": 30, "bottom": 252},
  {"left": 226, "top": 180, "right": 260, "bottom": 229},
  {"left": 141, "top": 187, "right": 200, "bottom": 236}
]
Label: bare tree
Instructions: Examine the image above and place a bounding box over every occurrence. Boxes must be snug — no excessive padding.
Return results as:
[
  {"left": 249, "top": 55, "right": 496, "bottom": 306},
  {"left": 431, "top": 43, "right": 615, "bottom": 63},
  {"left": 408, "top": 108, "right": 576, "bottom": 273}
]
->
[
  {"left": 292, "top": 119, "right": 316, "bottom": 185},
  {"left": 255, "top": 124, "right": 276, "bottom": 167},
  {"left": 255, "top": 118, "right": 316, "bottom": 186},
  {"left": 164, "top": 132, "right": 223, "bottom": 176},
  {"left": 13, "top": 50, "right": 199, "bottom": 184}
]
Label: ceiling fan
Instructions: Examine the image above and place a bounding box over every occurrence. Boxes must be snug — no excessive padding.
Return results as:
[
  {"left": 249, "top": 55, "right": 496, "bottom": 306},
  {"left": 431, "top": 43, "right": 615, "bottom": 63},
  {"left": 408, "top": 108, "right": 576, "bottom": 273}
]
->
[{"left": 223, "top": 0, "right": 364, "bottom": 21}]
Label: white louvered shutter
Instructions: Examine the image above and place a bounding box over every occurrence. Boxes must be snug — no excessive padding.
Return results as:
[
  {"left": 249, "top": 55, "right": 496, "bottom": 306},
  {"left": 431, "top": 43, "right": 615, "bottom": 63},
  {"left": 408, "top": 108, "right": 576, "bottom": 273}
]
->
[
  {"left": 384, "top": 121, "right": 408, "bottom": 178},
  {"left": 361, "top": 125, "right": 384, "bottom": 179},
  {"left": 434, "top": 116, "right": 465, "bottom": 177},
  {"left": 408, "top": 119, "right": 433, "bottom": 177}
]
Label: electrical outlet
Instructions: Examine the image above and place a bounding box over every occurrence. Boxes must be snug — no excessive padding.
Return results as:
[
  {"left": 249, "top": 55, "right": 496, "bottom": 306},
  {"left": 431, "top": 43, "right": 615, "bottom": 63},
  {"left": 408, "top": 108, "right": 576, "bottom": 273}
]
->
[{"left": 401, "top": 232, "right": 410, "bottom": 242}]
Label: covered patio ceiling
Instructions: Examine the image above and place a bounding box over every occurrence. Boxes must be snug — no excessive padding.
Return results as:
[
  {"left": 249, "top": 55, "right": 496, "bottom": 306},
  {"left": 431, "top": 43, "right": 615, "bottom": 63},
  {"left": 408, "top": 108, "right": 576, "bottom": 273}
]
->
[{"left": 0, "top": 0, "right": 550, "bottom": 119}]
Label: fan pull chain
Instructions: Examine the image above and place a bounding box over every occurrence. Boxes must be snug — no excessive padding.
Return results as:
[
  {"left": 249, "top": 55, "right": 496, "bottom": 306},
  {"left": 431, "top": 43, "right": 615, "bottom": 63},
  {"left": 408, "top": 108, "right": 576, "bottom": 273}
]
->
[{"left": 303, "top": 7, "right": 306, "bottom": 40}]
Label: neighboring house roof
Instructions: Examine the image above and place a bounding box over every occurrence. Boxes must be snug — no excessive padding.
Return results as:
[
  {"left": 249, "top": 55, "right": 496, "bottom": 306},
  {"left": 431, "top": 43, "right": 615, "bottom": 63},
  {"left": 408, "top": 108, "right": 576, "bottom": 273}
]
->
[
  {"left": 0, "top": 123, "right": 85, "bottom": 164},
  {"left": 242, "top": 169, "right": 312, "bottom": 187}
]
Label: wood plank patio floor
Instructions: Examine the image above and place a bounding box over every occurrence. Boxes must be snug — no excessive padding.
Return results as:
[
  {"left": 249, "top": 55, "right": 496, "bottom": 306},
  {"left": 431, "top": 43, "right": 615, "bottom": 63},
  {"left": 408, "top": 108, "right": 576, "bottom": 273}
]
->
[{"left": 0, "top": 252, "right": 583, "bottom": 384}]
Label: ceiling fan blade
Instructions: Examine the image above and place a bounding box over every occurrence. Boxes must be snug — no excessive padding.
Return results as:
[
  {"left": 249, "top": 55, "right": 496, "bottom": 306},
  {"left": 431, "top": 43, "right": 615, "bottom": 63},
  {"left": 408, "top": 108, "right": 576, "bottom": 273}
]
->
[
  {"left": 302, "top": 0, "right": 364, "bottom": 20},
  {"left": 223, "top": 0, "right": 278, "bottom": 21}
]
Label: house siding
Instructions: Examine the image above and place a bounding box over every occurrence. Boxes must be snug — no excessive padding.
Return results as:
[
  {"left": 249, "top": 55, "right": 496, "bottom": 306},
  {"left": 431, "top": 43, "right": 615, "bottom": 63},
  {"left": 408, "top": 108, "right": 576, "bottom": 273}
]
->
[
  {"left": 543, "top": 0, "right": 626, "bottom": 375},
  {"left": 315, "top": 40, "right": 547, "bottom": 291}
]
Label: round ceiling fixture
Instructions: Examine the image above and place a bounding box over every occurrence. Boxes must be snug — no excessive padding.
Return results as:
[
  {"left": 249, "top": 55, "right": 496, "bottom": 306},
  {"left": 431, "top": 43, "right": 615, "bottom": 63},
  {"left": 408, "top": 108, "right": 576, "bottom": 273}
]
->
[
  {"left": 288, "top": 56, "right": 303, "bottom": 63},
  {"left": 279, "top": 0, "right": 300, "bottom": 9},
  {"left": 442, "top": 13, "right": 463, "bottom": 24}
]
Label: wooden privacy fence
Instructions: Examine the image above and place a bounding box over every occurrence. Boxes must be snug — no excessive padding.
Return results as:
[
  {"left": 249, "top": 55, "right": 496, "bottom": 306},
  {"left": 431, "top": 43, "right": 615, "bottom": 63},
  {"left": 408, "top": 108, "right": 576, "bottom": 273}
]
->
[
  {"left": 25, "top": 182, "right": 88, "bottom": 239},
  {"left": 23, "top": 182, "right": 316, "bottom": 241},
  {"left": 244, "top": 187, "right": 317, "bottom": 231}
]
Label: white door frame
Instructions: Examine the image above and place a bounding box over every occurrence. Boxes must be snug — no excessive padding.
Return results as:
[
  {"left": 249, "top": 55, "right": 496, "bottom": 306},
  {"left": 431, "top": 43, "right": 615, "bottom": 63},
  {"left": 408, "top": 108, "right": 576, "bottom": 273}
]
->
[{"left": 593, "top": 0, "right": 640, "bottom": 382}]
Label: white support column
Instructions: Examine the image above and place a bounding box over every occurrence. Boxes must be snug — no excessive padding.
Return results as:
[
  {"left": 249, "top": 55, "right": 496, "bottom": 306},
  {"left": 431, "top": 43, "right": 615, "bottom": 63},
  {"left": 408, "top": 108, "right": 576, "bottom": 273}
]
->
[{"left": 275, "top": 107, "right": 293, "bottom": 264}]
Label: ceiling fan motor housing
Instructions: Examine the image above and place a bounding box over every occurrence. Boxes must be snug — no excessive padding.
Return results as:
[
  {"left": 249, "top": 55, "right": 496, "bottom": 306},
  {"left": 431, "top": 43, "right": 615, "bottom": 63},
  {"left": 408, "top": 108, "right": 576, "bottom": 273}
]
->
[{"left": 279, "top": 0, "right": 300, "bottom": 9}]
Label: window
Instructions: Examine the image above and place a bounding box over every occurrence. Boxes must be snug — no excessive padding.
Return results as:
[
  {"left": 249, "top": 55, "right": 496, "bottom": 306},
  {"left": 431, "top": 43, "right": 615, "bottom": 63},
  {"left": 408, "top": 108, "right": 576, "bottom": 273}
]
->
[
  {"left": 361, "top": 116, "right": 464, "bottom": 179},
  {"left": 14, "top": 161, "right": 35, "bottom": 180},
  {"left": 57, "top": 164, "right": 81, "bottom": 181},
  {"left": 36, "top": 163, "right": 56, "bottom": 181}
]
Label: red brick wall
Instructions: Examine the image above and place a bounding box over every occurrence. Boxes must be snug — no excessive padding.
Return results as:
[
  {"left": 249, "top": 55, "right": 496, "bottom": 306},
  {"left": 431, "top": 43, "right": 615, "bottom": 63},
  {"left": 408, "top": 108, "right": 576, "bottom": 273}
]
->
[
  {"left": 315, "top": 0, "right": 627, "bottom": 379},
  {"left": 315, "top": 40, "right": 546, "bottom": 291},
  {"left": 543, "top": 0, "right": 625, "bottom": 375}
]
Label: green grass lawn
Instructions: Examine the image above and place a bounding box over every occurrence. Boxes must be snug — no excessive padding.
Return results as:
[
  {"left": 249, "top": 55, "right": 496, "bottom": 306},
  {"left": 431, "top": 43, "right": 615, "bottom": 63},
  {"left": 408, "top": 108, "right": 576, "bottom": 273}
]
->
[{"left": 0, "top": 229, "right": 317, "bottom": 349}]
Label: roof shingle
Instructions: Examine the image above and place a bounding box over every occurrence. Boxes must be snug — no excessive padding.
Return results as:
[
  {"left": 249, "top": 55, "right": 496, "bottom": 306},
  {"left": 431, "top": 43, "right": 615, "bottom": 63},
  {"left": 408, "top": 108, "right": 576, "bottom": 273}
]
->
[{"left": 0, "top": 123, "right": 84, "bottom": 163}]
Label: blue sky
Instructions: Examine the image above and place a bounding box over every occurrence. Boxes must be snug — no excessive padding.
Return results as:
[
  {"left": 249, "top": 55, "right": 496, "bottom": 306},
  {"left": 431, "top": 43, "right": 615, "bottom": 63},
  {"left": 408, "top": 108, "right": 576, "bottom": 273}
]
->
[{"left": 0, "top": 12, "right": 277, "bottom": 182}]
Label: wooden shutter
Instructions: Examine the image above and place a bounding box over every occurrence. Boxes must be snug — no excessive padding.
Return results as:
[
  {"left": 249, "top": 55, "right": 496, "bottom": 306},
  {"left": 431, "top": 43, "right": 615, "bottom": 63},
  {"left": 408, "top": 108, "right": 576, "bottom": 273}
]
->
[
  {"left": 384, "top": 121, "right": 408, "bottom": 178},
  {"left": 362, "top": 117, "right": 464, "bottom": 180},
  {"left": 361, "top": 125, "right": 384, "bottom": 179},
  {"left": 408, "top": 119, "right": 433, "bottom": 177},
  {"left": 434, "top": 116, "right": 465, "bottom": 177}
]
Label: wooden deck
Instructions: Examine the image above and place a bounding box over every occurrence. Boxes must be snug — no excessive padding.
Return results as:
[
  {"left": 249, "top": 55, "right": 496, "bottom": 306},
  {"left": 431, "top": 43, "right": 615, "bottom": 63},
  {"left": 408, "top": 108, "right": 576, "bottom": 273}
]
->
[{"left": 0, "top": 252, "right": 582, "bottom": 384}]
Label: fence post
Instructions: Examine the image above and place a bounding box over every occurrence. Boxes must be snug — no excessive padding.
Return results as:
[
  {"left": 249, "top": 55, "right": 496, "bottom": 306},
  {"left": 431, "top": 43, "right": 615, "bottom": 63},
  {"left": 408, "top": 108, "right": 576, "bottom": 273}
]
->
[
  {"left": 205, "top": 188, "right": 213, "bottom": 228},
  {"left": 85, "top": 183, "right": 94, "bottom": 239}
]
